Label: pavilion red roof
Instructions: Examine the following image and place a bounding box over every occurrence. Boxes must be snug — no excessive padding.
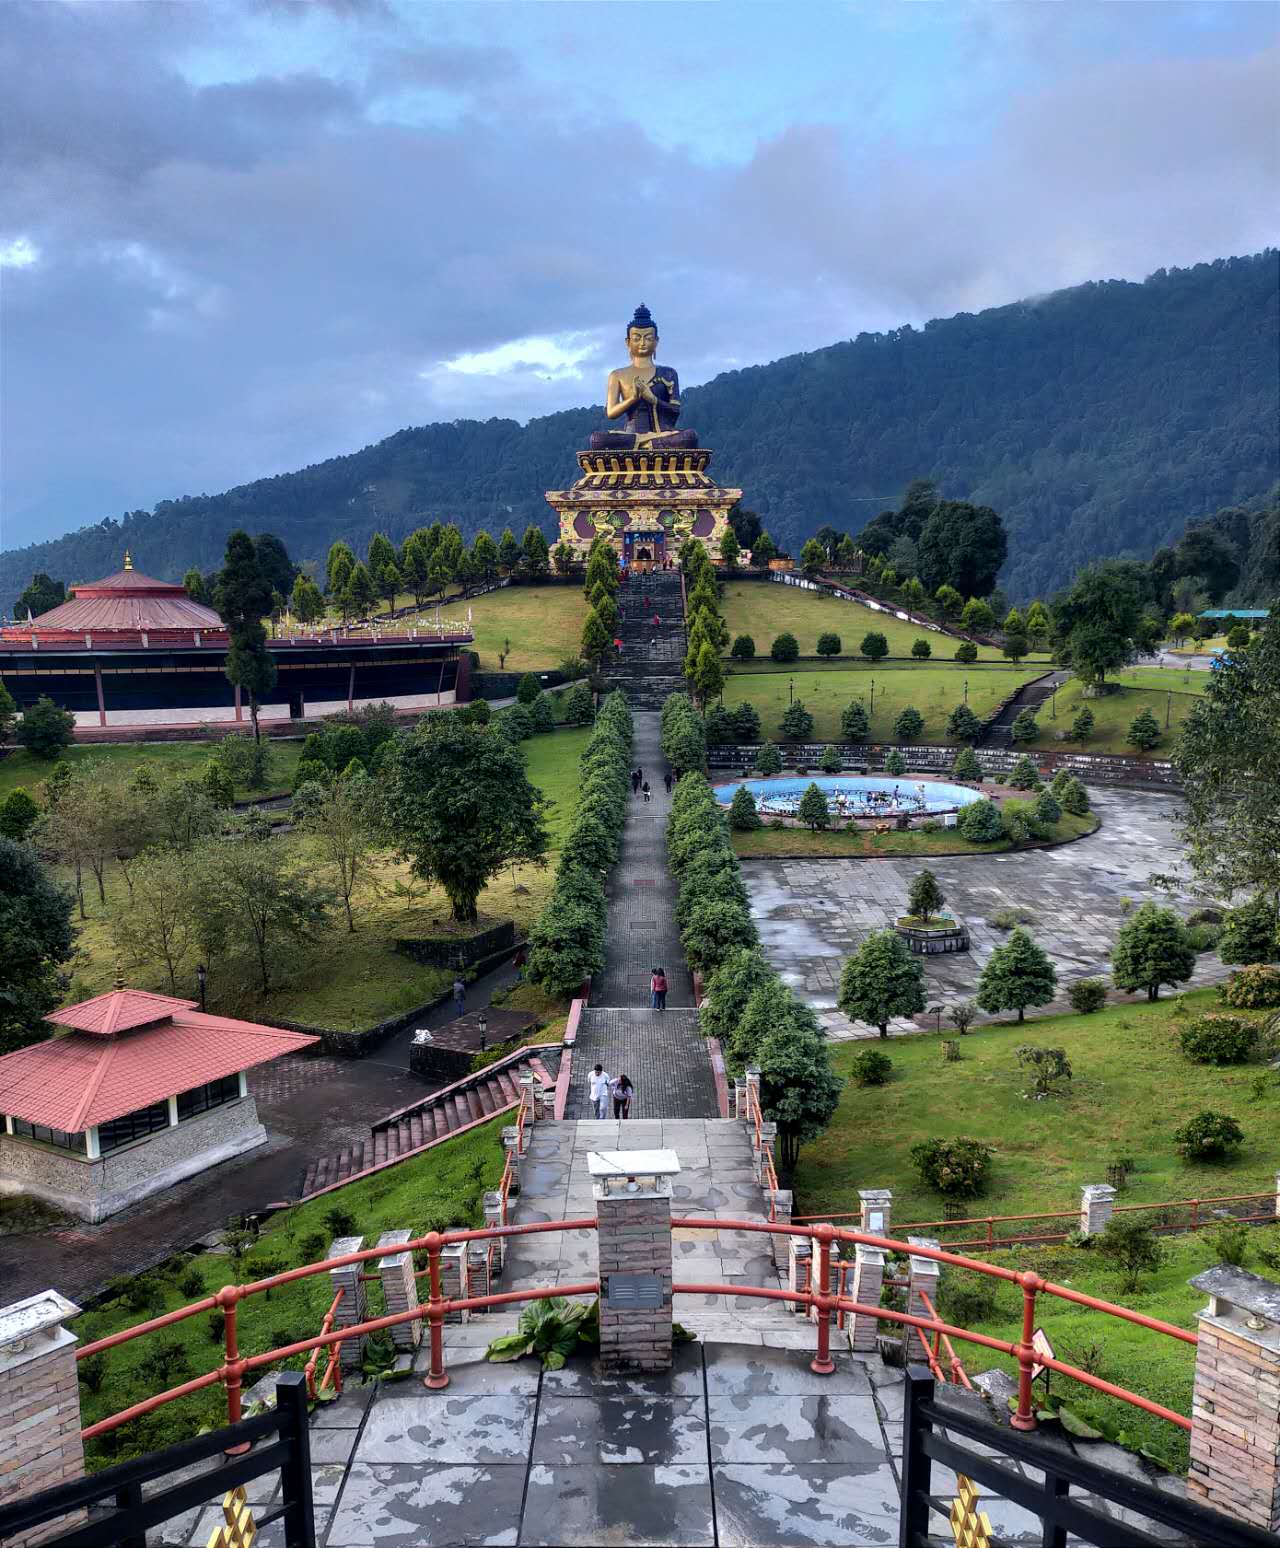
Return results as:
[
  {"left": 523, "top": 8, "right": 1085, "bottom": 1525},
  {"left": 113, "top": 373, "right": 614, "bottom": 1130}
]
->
[
  {"left": 20, "top": 556, "right": 223, "bottom": 634},
  {"left": 0, "top": 993, "right": 319, "bottom": 1133}
]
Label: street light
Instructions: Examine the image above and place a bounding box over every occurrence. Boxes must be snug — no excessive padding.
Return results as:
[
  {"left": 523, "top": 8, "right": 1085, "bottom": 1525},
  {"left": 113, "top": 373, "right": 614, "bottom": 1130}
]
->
[
  {"left": 963, "top": 678, "right": 969, "bottom": 705},
  {"left": 789, "top": 677, "right": 794, "bottom": 705},
  {"left": 478, "top": 1012, "right": 488, "bottom": 1053},
  {"left": 196, "top": 963, "right": 207, "bottom": 1012},
  {"left": 870, "top": 678, "right": 876, "bottom": 715},
  {"left": 930, "top": 1004, "right": 943, "bottom": 1035}
]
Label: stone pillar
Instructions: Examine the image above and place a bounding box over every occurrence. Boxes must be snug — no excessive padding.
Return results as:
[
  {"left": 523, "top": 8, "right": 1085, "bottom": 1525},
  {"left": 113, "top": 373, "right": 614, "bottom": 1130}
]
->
[
  {"left": 768, "top": 1189, "right": 793, "bottom": 1272},
  {"left": 788, "top": 1235, "right": 812, "bottom": 1316},
  {"left": 858, "top": 1188, "right": 893, "bottom": 1238},
  {"left": 518, "top": 1077, "right": 537, "bottom": 1135},
  {"left": 734, "top": 1077, "right": 748, "bottom": 1121},
  {"left": 375, "top": 1231, "right": 420, "bottom": 1351},
  {"left": 439, "top": 1243, "right": 468, "bottom": 1324},
  {"left": 0, "top": 1291, "right": 85, "bottom": 1548},
  {"left": 1079, "top": 1183, "right": 1116, "bottom": 1238},
  {"left": 906, "top": 1237, "right": 941, "bottom": 1321},
  {"left": 744, "top": 1066, "right": 761, "bottom": 1119},
  {"left": 501, "top": 1127, "right": 521, "bottom": 1196},
  {"left": 849, "top": 1245, "right": 886, "bottom": 1354},
  {"left": 327, "top": 1236, "right": 366, "bottom": 1372},
  {"left": 467, "top": 1242, "right": 491, "bottom": 1311},
  {"left": 752, "top": 1122, "right": 777, "bottom": 1186},
  {"left": 1187, "top": 1266, "right": 1280, "bottom": 1534},
  {"left": 530, "top": 1079, "right": 546, "bottom": 1123},
  {"left": 595, "top": 1179, "right": 674, "bottom": 1372},
  {"left": 483, "top": 1190, "right": 505, "bottom": 1276},
  {"left": 1274, "top": 1171, "right": 1279, "bottom": 1221}
]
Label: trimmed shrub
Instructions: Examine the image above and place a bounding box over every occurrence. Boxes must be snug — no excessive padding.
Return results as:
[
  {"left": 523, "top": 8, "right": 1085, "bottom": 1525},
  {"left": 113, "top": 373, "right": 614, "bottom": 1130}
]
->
[
  {"left": 954, "top": 641, "right": 978, "bottom": 663},
  {"left": 728, "top": 786, "right": 762, "bottom": 832},
  {"left": 893, "top": 706, "right": 924, "bottom": 742},
  {"left": 818, "top": 744, "right": 842, "bottom": 774},
  {"left": 1218, "top": 897, "right": 1279, "bottom": 966},
  {"left": 860, "top": 631, "right": 889, "bottom": 662},
  {"left": 1220, "top": 964, "right": 1280, "bottom": 1009},
  {"left": 841, "top": 701, "right": 870, "bottom": 741},
  {"left": 947, "top": 704, "right": 982, "bottom": 744},
  {"left": 733, "top": 703, "right": 762, "bottom": 742},
  {"left": 951, "top": 745, "right": 982, "bottom": 782},
  {"left": 1060, "top": 776, "right": 1090, "bottom": 816},
  {"left": 1179, "top": 1014, "right": 1257, "bottom": 1066},
  {"left": 754, "top": 743, "right": 783, "bottom": 775},
  {"left": 779, "top": 700, "right": 815, "bottom": 741},
  {"left": 911, "top": 638, "right": 931, "bottom": 659},
  {"left": 1010, "top": 709, "right": 1039, "bottom": 744},
  {"left": 770, "top": 632, "right": 799, "bottom": 663},
  {"left": 1033, "top": 789, "right": 1061, "bottom": 827},
  {"left": 1173, "top": 1111, "right": 1244, "bottom": 1161},
  {"left": 1070, "top": 706, "right": 1095, "bottom": 743},
  {"left": 957, "top": 798, "right": 1004, "bottom": 844},
  {"left": 816, "top": 632, "right": 842, "bottom": 657},
  {"left": 910, "top": 1137, "right": 993, "bottom": 1199},
  {"left": 730, "top": 634, "right": 756, "bottom": 660},
  {"left": 883, "top": 748, "right": 906, "bottom": 776},
  {"left": 851, "top": 1049, "right": 893, "bottom": 1086},
  {"left": 1126, "top": 709, "right": 1162, "bottom": 750},
  {"left": 1068, "top": 978, "right": 1107, "bottom": 1014},
  {"left": 1007, "top": 754, "right": 1041, "bottom": 789}
]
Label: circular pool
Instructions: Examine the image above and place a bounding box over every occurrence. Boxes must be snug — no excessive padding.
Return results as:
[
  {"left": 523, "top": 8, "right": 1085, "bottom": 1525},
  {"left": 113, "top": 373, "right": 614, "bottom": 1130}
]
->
[{"left": 713, "top": 775, "right": 983, "bottom": 819}]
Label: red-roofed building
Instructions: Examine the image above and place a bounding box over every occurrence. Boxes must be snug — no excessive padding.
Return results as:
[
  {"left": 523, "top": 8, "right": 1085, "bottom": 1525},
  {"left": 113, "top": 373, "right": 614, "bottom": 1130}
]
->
[
  {"left": 0, "top": 552, "right": 473, "bottom": 733},
  {"left": 0, "top": 988, "right": 320, "bottom": 1222}
]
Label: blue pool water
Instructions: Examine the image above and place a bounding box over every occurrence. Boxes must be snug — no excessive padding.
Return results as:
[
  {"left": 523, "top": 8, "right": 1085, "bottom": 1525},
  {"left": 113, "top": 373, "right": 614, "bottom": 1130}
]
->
[{"left": 713, "top": 775, "right": 982, "bottom": 815}]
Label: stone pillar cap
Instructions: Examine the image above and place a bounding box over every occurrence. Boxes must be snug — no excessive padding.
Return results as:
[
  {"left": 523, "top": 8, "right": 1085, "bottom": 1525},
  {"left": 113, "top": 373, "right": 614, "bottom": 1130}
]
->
[
  {"left": 0, "top": 1290, "right": 81, "bottom": 1350},
  {"left": 858, "top": 1188, "right": 893, "bottom": 1202},
  {"left": 1190, "top": 1265, "right": 1280, "bottom": 1325},
  {"left": 1081, "top": 1183, "right": 1117, "bottom": 1200},
  {"left": 907, "top": 1235, "right": 941, "bottom": 1275},
  {"left": 854, "top": 1243, "right": 886, "bottom": 1263},
  {"left": 326, "top": 1235, "right": 364, "bottom": 1259},
  {"left": 589, "top": 1148, "right": 681, "bottom": 1179}
]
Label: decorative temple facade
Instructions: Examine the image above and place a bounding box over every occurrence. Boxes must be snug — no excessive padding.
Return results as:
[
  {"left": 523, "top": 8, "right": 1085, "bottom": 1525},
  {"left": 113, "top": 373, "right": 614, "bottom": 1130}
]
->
[
  {"left": 0, "top": 556, "right": 473, "bottom": 731},
  {"left": 546, "top": 303, "right": 741, "bottom": 569}
]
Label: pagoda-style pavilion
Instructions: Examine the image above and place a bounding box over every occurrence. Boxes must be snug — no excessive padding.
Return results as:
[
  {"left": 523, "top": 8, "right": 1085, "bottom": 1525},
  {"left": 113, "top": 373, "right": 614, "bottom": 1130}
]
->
[
  {"left": 0, "top": 553, "right": 473, "bottom": 731},
  {"left": 0, "top": 988, "right": 319, "bottom": 1222}
]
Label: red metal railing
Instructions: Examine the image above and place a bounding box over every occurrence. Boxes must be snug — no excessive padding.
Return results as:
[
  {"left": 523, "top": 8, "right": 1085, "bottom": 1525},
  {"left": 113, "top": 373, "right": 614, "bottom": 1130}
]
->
[
  {"left": 794, "top": 1189, "right": 1277, "bottom": 1252},
  {"left": 303, "top": 1289, "right": 345, "bottom": 1400},
  {"left": 745, "top": 1081, "right": 779, "bottom": 1219},
  {"left": 77, "top": 1215, "right": 1199, "bottom": 1446}
]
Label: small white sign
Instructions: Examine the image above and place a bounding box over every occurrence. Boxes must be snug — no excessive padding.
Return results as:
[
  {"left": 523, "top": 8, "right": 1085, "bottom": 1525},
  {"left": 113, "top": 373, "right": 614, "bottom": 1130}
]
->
[{"left": 1031, "top": 1326, "right": 1055, "bottom": 1381}]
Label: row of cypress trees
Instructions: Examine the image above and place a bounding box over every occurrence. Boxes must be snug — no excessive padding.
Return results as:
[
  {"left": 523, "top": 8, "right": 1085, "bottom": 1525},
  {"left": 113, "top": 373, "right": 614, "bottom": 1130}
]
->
[{"left": 525, "top": 692, "right": 633, "bottom": 998}]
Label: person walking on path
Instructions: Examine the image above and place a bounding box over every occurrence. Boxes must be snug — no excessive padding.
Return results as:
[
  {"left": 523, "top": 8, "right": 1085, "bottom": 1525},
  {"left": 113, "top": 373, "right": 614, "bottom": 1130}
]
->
[
  {"left": 664, "top": 771, "right": 673, "bottom": 794},
  {"left": 631, "top": 768, "right": 641, "bottom": 795},
  {"left": 611, "top": 1075, "right": 634, "bottom": 1120},
  {"left": 641, "top": 780, "right": 651, "bottom": 803},
  {"left": 653, "top": 967, "right": 668, "bottom": 1011},
  {"left": 452, "top": 977, "right": 466, "bottom": 1016},
  {"left": 589, "top": 1063, "right": 612, "bottom": 1120}
]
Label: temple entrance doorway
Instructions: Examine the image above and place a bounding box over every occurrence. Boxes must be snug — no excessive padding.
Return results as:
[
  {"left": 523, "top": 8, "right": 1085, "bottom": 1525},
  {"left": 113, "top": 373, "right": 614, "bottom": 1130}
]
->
[{"left": 624, "top": 530, "right": 666, "bottom": 572}]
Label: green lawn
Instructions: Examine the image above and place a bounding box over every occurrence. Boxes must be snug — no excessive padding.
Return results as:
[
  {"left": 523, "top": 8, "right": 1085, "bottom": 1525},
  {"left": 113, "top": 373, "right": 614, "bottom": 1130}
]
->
[
  {"left": 1026, "top": 678, "right": 1200, "bottom": 756},
  {"left": 946, "top": 1229, "right": 1280, "bottom": 1472},
  {"left": 76, "top": 1117, "right": 506, "bottom": 1468},
  {"left": 797, "top": 991, "right": 1278, "bottom": 1226},
  {"left": 0, "top": 740, "right": 304, "bottom": 804},
  {"left": 58, "top": 727, "right": 586, "bottom": 1029},
  {"left": 1113, "top": 666, "right": 1209, "bottom": 695},
  {"left": 721, "top": 664, "right": 1044, "bottom": 743},
  {"left": 719, "top": 581, "right": 1046, "bottom": 663},
  {"left": 733, "top": 811, "right": 1097, "bottom": 859}
]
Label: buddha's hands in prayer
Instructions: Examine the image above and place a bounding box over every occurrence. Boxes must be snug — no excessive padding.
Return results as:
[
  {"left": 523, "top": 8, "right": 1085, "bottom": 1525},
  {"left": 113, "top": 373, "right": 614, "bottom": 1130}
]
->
[{"left": 635, "top": 377, "right": 657, "bottom": 404}]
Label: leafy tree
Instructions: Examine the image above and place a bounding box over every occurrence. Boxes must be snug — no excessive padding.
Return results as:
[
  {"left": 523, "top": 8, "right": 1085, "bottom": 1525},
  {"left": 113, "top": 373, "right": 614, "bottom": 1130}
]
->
[
  {"left": 296, "top": 775, "right": 383, "bottom": 932},
  {"left": 1025, "top": 600, "right": 1050, "bottom": 648},
  {"left": 799, "top": 538, "right": 826, "bottom": 576},
  {"left": 935, "top": 584, "right": 963, "bottom": 617},
  {"left": 756, "top": 1007, "right": 843, "bottom": 1175},
  {"left": 1168, "top": 612, "right": 1195, "bottom": 646},
  {"left": 860, "top": 631, "right": 889, "bottom": 661},
  {"left": 16, "top": 696, "right": 75, "bottom": 760},
  {"left": 375, "top": 561, "right": 402, "bottom": 609},
  {"left": 1096, "top": 1217, "right": 1163, "bottom": 1292},
  {"left": 797, "top": 783, "right": 829, "bottom": 831},
  {"left": 183, "top": 568, "right": 209, "bottom": 604},
  {"left": 954, "top": 641, "right": 978, "bottom": 664},
  {"left": 680, "top": 896, "right": 758, "bottom": 976},
  {"left": 522, "top": 525, "right": 550, "bottom": 576},
  {"left": 779, "top": 700, "right": 815, "bottom": 742},
  {"left": 290, "top": 573, "right": 324, "bottom": 625},
  {"left": 16, "top": 573, "right": 66, "bottom": 619},
  {"left": 752, "top": 531, "right": 777, "bottom": 567},
  {"left": 1016, "top": 1044, "right": 1072, "bottom": 1098},
  {"left": 754, "top": 743, "right": 782, "bottom": 775},
  {"left": 838, "top": 929, "right": 925, "bottom": 1037},
  {"left": 111, "top": 847, "right": 201, "bottom": 994},
  {"left": 1004, "top": 607, "right": 1024, "bottom": 635},
  {"left": 771, "top": 632, "right": 799, "bottom": 663},
  {"left": 835, "top": 534, "right": 859, "bottom": 570},
  {"left": 947, "top": 703, "right": 981, "bottom": 743},
  {"left": 1070, "top": 706, "right": 1095, "bottom": 742},
  {"left": 732, "top": 703, "right": 762, "bottom": 742},
  {"left": 1126, "top": 709, "right": 1162, "bottom": 750},
  {"left": 0, "top": 838, "right": 74, "bottom": 1052},
  {"left": 217, "top": 531, "right": 278, "bottom": 743},
  {"left": 381, "top": 717, "right": 550, "bottom": 922},
  {"left": 0, "top": 681, "right": 14, "bottom": 748},
  {"left": 816, "top": 632, "right": 842, "bottom": 657},
  {"left": 976, "top": 927, "right": 1057, "bottom": 1022},
  {"left": 841, "top": 700, "right": 869, "bottom": 741},
  {"left": 951, "top": 745, "right": 982, "bottom": 782},
  {"left": 0, "top": 788, "right": 40, "bottom": 842},
  {"left": 730, "top": 634, "right": 756, "bottom": 660},
  {"left": 883, "top": 747, "right": 906, "bottom": 776},
  {"left": 1052, "top": 561, "right": 1145, "bottom": 688},
  {"left": 1217, "top": 896, "right": 1278, "bottom": 965},
  {"left": 1010, "top": 709, "right": 1039, "bottom": 743},
  {"left": 1002, "top": 633, "right": 1030, "bottom": 663},
  {"left": 917, "top": 501, "right": 1008, "bottom": 599},
  {"left": 960, "top": 597, "right": 995, "bottom": 633},
  {"left": 1175, "top": 614, "right": 1280, "bottom": 913},
  {"left": 1110, "top": 902, "right": 1196, "bottom": 1000},
  {"left": 893, "top": 706, "right": 924, "bottom": 742},
  {"left": 907, "top": 869, "right": 945, "bottom": 924},
  {"left": 698, "top": 946, "right": 774, "bottom": 1063},
  {"left": 1226, "top": 623, "right": 1251, "bottom": 651},
  {"left": 342, "top": 561, "right": 377, "bottom": 619},
  {"left": 728, "top": 786, "right": 762, "bottom": 831},
  {"left": 470, "top": 530, "right": 499, "bottom": 582},
  {"left": 563, "top": 682, "right": 594, "bottom": 726},
  {"left": 911, "top": 637, "right": 931, "bottom": 659},
  {"left": 155, "top": 776, "right": 223, "bottom": 851}
]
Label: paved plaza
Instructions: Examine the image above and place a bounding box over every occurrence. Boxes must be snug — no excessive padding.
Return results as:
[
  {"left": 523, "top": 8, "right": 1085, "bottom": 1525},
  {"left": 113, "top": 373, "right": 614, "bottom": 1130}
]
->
[{"left": 742, "top": 786, "right": 1230, "bottom": 1038}]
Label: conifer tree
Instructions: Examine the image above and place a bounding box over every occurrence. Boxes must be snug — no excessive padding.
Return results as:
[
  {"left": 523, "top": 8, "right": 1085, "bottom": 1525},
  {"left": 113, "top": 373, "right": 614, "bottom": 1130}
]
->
[
  {"left": 838, "top": 930, "right": 925, "bottom": 1037},
  {"left": 1111, "top": 903, "right": 1196, "bottom": 1000},
  {"left": 976, "top": 927, "right": 1057, "bottom": 1022},
  {"left": 797, "top": 782, "right": 829, "bottom": 831},
  {"left": 841, "top": 700, "right": 870, "bottom": 741}
]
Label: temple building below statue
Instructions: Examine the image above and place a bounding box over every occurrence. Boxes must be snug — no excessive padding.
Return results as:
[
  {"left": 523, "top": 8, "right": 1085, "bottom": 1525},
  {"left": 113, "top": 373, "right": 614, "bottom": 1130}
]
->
[{"left": 546, "top": 304, "right": 741, "bottom": 569}]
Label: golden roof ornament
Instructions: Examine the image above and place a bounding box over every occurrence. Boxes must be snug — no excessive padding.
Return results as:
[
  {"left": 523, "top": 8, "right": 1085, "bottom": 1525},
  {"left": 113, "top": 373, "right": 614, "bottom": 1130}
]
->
[{"left": 123, "top": 550, "right": 133, "bottom": 571}]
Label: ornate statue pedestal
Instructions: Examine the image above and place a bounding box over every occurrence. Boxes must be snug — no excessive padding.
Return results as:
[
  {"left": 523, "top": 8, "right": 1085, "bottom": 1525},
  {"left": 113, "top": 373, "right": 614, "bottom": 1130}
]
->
[{"left": 546, "top": 447, "right": 741, "bottom": 566}]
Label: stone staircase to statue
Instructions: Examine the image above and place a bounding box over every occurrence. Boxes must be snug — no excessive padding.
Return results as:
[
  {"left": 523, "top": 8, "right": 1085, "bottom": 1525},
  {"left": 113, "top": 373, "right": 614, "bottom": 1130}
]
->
[{"left": 598, "top": 570, "right": 687, "bottom": 709}]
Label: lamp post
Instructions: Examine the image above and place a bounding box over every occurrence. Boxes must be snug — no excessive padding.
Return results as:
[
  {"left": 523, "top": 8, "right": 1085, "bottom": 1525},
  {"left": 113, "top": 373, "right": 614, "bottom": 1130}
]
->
[
  {"left": 789, "top": 677, "right": 794, "bottom": 705},
  {"left": 196, "top": 963, "right": 207, "bottom": 1012},
  {"left": 963, "top": 678, "right": 969, "bottom": 705},
  {"left": 1051, "top": 689, "right": 1057, "bottom": 720},
  {"left": 870, "top": 679, "right": 875, "bottom": 716},
  {"left": 478, "top": 1012, "right": 488, "bottom": 1053},
  {"left": 1166, "top": 691, "right": 1172, "bottom": 729},
  {"left": 930, "top": 1004, "right": 943, "bottom": 1035}
]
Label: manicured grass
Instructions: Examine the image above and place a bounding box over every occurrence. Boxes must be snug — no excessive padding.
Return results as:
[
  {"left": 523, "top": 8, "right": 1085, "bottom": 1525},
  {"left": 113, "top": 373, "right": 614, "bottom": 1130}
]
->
[
  {"left": 57, "top": 727, "right": 586, "bottom": 1029},
  {"left": 1113, "top": 666, "right": 1208, "bottom": 695},
  {"left": 719, "top": 581, "right": 1046, "bottom": 663},
  {"left": 797, "top": 990, "right": 1278, "bottom": 1226},
  {"left": 0, "top": 740, "right": 304, "bottom": 804},
  {"left": 721, "top": 664, "right": 1044, "bottom": 743},
  {"left": 76, "top": 1117, "right": 506, "bottom": 1468},
  {"left": 1025, "top": 677, "right": 1199, "bottom": 756},
  {"left": 947, "top": 1228, "right": 1280, "bottom": 1472},
  {"left": 732, "top": 811, "right": 1097, "bottom": 859}
]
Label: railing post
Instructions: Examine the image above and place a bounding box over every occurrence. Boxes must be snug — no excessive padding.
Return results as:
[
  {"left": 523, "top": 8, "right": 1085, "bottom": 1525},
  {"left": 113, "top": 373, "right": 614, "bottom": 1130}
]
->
[
  {"left": 1187, "top": 1264, "right": 1280, "bottom": 1534},
  {"left": 0, "top": 1290, "right": 85, "bottom": 1548},
  {"left": 849, "top": 1245, "right": 886, "bottom": 1354},
  {"left": 326, "top": 1235, "right": 366, "bottom": 1372},
  {"left": 787, "top": 1233, "right": 812, "bottom": 1315},
  {"left": 1274, "top": 1170, "right": 1280, "bottom": 1221},
  {"left": 483, "top": 1190, "right": 506, "bottom": 1275},
  {"left": 595, "top": 1158, "right": 676, "bottom": 1372},
  {"left": 422, "top": 1233, "right": 449, "bottom": 1391},
  {"left": 753, "top": 1121, "right": 777, "bottom": 1185},
  {"left": 768, "top": 1188, "right": 793, "bottom": 1271},
  {"left": 219, "top": 1287, "right": 252, "bottom": 1456},
  {"left": 376, "top": 1231, "right": 420, "bottom": 1351},
  {"left": 811, "top": 1224, "right": 835, "bottom": 1375},
  {"left": 734, "top": 1076, "right": 748, "bottom": 1120},
  {"left": 501, "top": 1126, "right": 522, "bottom": 1194},
  {"left": 1010, "top": 1272, "right": 1041, "bottom": 1431},
  {"left": 1079, "top": 1183, "right": 1116, "bottom": 1238},
  {"left": 439, "top": 1241, "right": 468, "bottom": 1323},
  {"left": 275, "top": 1371, "right": 315, "bottom": 1548},
  {"left": 899, "top": 1366, "right": 935, "bottom": 1548},
  {"left": 858, "top": 1187, "right": 892, "bottom": 1238}
]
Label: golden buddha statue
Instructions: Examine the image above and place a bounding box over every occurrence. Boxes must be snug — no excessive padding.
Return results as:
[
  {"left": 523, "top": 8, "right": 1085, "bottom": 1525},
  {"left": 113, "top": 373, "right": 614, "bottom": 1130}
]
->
[{"left": 588, "top": 302, "right": 699, "bottom": 451}]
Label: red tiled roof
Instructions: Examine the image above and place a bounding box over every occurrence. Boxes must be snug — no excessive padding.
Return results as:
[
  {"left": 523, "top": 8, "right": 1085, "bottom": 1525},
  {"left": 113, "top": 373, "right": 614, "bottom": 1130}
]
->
[
  {"left": 0, "top": 1009, "right": 319, "bottom": 1132},
  {"left": 48, "top": 988, "right": 197, "bottom": 1036},
  {"left": 22, "top": 561, "right": 223, "bottom": 633}
]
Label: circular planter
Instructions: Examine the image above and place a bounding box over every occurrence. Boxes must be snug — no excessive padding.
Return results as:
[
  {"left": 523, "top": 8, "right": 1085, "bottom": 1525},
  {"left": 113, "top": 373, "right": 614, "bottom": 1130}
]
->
[{"left": 895, "top": 918, "right": 970, "bottom": 955}]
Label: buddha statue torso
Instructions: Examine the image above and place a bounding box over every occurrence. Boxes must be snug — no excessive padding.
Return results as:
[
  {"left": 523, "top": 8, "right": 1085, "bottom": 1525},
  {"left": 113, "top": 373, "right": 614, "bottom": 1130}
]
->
[{"left": 588, "top": 303, "right": 699, "bottom": 451}]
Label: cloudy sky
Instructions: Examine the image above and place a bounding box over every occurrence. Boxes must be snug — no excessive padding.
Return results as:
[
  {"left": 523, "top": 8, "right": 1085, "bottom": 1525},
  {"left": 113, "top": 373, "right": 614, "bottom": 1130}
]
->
[{"left": 1, "top": 0, "right": 1276, "bottom": 551}]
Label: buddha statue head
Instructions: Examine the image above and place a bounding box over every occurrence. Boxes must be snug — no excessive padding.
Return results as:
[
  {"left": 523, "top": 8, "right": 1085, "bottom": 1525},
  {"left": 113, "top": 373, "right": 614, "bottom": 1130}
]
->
[{"left": 626, "top": 302, "right": 658, "bottom": 360}]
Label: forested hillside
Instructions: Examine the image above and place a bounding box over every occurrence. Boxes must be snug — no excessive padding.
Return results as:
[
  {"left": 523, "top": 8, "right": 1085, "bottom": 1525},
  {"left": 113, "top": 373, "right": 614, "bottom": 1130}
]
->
[{"left": 3, "top": 253, "right": 1275, "bottom": 610}]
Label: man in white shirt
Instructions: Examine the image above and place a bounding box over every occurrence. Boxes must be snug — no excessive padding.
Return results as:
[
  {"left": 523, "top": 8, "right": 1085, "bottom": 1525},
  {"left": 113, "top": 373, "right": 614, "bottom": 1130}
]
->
[{"left": 588, "top": 1063, "right": 612, "bottom": 1120}]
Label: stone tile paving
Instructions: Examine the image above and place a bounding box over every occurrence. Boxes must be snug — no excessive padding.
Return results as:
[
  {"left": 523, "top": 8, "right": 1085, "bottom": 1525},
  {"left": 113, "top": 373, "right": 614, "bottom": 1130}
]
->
[
  {"left": 564, "top": 1009, "right": 718, "bottom": 1119},
  {"left": 742, "top": 785, "right": 1231, "bottom": 1039}
]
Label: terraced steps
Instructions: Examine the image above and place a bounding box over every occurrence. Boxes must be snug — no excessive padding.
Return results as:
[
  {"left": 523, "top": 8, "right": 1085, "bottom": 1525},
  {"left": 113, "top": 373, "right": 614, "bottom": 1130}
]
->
[{"left": 295, "top": 1045, "right": 561, "bottom": 1199}]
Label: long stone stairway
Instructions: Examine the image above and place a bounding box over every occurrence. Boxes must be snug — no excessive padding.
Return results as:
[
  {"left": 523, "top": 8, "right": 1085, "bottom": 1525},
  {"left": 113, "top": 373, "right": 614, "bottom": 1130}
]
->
[{"left": 598, "top": 568, "right": 686, "bottom": 708}]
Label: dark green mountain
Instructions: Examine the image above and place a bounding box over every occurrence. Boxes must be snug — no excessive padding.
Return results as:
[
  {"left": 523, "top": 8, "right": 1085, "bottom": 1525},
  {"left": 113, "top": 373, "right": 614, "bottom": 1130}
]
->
[{"left": 3, "top": 252, "right": 1275, "bottom": 609}]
